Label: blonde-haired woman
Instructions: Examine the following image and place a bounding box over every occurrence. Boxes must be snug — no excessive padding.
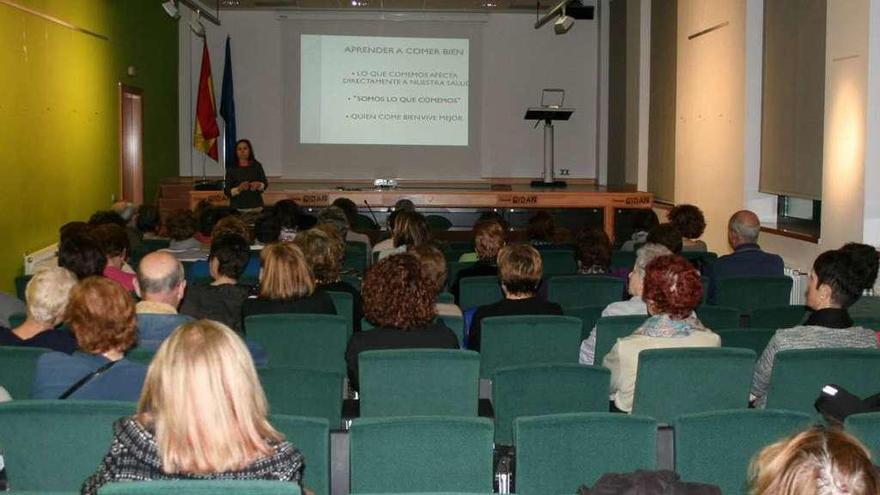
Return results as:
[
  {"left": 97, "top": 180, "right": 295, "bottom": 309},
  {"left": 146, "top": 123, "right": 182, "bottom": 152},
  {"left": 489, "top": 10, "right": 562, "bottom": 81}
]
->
[
  {"left": 82, "top": 320, "right": 305, "bottom": 494},
  {"left": 749, "top": 426, "right": 880, "bottom": 495},
  {"left": 0, "top": 267, "right": 78, "bottom": 353},
  {"left": 241, "top": 242, "right": 336, "bottom": 321}
]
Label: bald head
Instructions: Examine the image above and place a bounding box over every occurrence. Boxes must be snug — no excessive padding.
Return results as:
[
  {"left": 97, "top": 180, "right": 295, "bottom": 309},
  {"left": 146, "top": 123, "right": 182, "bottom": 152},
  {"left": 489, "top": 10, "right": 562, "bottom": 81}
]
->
[
  {"left": 136, "top": 252, "right": 185, "bottom": 304},
  {"left": 728, "top": 210, "right": 761, "bottom": 247}
]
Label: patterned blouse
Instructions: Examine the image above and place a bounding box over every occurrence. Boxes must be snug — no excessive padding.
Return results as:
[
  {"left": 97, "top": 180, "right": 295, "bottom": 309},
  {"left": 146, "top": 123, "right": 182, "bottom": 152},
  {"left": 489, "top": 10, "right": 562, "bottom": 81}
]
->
[{"left": 82, "top": 417, "right": 304, "bottom": 495}]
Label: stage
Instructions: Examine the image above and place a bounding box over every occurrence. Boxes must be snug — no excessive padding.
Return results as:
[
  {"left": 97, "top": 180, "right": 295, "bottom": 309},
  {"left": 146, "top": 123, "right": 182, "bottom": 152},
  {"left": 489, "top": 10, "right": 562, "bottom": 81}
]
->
[{"left": 180, "top": 179, "right": 653, "bottom": 242}]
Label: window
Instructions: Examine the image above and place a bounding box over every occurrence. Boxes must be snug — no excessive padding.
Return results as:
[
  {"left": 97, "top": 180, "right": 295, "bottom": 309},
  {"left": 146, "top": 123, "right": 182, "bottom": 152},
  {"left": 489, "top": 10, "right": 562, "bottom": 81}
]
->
[{"left": 776, "top": 196, "right": 821, "bottom": 239}]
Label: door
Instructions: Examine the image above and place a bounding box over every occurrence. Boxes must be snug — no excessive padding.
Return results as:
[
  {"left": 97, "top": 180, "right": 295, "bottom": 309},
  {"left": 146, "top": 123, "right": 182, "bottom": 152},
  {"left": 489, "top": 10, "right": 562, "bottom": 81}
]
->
[{"left": 119, "top": 84, "right": 144, "bottom": 204}]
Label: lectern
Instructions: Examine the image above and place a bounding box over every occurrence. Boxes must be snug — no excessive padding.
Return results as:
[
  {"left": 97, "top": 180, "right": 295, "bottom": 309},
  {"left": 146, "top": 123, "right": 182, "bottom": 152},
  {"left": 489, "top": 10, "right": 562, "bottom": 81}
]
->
[{"left": 525, "top": 106, "right": 574, "bottom": 187}]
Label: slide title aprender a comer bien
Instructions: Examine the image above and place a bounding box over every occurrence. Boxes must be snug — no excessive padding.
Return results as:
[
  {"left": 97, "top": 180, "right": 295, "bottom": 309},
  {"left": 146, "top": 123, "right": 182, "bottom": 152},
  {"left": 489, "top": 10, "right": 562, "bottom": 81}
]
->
[{"left": 344, "top": 45, "right": 465, "bottom": 56}]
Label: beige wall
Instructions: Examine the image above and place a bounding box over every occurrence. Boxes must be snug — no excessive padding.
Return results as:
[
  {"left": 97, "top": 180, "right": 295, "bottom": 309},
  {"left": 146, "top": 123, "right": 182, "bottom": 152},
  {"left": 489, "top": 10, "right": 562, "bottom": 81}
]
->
[{"left": 625, "top": 0, "right": 643, "bottom": 185}]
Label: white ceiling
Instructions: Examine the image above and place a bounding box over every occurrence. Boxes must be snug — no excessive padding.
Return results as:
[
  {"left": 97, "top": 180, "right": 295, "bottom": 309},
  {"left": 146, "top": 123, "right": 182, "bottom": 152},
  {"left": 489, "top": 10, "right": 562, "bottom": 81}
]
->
[{"left": 218, "top": 0, "right": 545, "bottom": 12}]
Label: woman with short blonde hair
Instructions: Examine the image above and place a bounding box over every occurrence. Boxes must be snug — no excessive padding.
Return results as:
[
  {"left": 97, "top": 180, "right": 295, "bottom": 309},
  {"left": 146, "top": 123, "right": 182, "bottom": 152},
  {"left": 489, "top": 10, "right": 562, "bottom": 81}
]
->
[
  {"left": 82, "top": 320, "right": 304, "bottom": 494},
  {"left": 0, "top": 267, "right": 78, "bottom": 353}
]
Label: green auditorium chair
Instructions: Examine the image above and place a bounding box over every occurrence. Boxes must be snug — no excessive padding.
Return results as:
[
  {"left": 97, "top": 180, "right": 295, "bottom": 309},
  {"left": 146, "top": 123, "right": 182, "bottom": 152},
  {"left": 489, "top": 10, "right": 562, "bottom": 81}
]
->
[
  {"left": 479, "top": 315, "right": 582, "bottom": 378},
  {"left": 349, "top": 417, "right": 494, "bottom": 494},
  {"left": 765, "top": 348, "right": 880, "bottom": 416},
  {"left": 344, "top": 242, "right": 369, "bottom": 275},
  {"left": 539, "top": 249, "right": 578, "bottom": 277},
  {"left": 259, "top": 367, "right": 344, "bottom": 429},
  {"left": 491, "top": 363, "right": 610, "bottom": 445},
  {"left": 327, "top": 290, "right": 354, "bottom": 337},
  {"left": 459, "top": 276, "right": 502, "bottom": 310},
  {"left": 426, "top": 215, "right": 453, "bottom": 231},
  {"left": 593, "top": 314, "right": 649, "bottom": 366},
  {"left": 0, "top": 346, "right": 50, "bottom": 399},
  {"left": 14, "top": 274, "right": 32, "bottom": 301},
  {"left": 716, "top": 328, "right": 776, "bottom": 357},
  {"left": 716, "top": 276, "right": 793, "bottom": 313},
  {"left": 701, "top": 275, "right": 710, "bottom": 304},
  {"left": 547, "top": 275, "right": 624, "bottom": 311},
  {"left": 632, "top": 348, "right": 756, "bottom": 424},
  {"left": 610, "top": 251, "right": 637, "bottom": 270},
  {"left": 126, "top": 347, "right": 156, "bottom": 365},
  {"left": 853, "top": 316, "right": 880, "bottom": 331},
  {"left": 7, "top": 311, "right": 26, "bottom": 328},
  {"left": 436, "top": 291, "right": 455, "bottom": 304},
  {"left": 359, "top": 349, "right": 479, "bottom": 418},
  {"left": 695, "top": 305, "right": 741, "bottom": 330},
  {"left": 244, "top": 314, "right": 348, "bottom": 374},
  {"left": 342, "top": 274, "right": 362, "bottom": 291},
  {"left": 437, "top": 314, "right": 465, "bottom": 346},
  {"left": 675, "top": 409, "right": 812, "bottom": 494},
  {"left": 514, "top": 413, "right": 657, "bottom": 495},
  {"left": 564, "top": 305, "right": 606, "bottom": 340},
  {"left": 748, "top": 305, "right": 808, "bottom": 329},
  {"left": 101, "top": 480, "right": 301, "bottom": 495},
  {"left": 0, "top": 400, "right": 135, "bottom": 492},
  {"left": 141, "top": 238, "right": 171, "bottom": 252},
  {"left": 446, "top": 261, "right": 476, "bottom": 290},
  {"left": 269, "top": 414, "right": 330, "bottom": 495},
  {"left": 845, "top": 412, "right": 880, "bottom": 458}
]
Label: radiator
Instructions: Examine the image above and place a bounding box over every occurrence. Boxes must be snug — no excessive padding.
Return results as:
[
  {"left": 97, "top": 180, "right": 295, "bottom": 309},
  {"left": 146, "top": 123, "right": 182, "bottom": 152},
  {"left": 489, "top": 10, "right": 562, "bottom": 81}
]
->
[
  {"left": 784, "top": 266, "right": 808, "bottom": 305},
  {"left": 23, "top": 243, "right": 58, "bottom": 275}
]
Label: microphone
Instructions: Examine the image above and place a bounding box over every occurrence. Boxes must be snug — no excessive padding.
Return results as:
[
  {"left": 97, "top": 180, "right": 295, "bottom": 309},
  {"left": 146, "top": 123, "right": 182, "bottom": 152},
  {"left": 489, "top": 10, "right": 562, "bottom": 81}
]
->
[{"left": 362, "top": 200, "right": 381, "bottom": 230}]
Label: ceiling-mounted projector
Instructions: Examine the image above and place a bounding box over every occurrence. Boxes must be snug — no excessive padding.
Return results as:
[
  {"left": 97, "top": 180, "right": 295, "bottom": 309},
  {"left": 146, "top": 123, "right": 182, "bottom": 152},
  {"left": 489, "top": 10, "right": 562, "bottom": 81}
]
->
[{"left": 554, "top": 15, "right": 575, "bottom": 34}]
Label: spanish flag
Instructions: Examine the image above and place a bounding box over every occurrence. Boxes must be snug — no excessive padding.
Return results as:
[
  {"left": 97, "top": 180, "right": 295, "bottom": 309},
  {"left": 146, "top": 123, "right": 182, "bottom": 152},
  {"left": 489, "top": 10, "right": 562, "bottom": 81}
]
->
[{"left": 194, "top": 40, "right": 220, "bottom": 161}]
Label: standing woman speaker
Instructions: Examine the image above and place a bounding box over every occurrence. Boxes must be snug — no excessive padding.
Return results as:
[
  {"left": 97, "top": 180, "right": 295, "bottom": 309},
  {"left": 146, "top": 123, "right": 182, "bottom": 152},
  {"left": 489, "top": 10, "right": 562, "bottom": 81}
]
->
[{"left": 225, "top": 139, "right": 268, "bottom": 216}]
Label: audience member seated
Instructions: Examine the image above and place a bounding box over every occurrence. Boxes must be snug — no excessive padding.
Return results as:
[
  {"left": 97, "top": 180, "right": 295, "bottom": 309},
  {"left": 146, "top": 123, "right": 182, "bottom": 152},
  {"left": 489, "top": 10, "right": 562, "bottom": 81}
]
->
[
  {"left": 333, "top": 197, "right": 373, "bottom": 250},
  {"left": 81, "top": 320, "right": 305, "bottom": 495},
  {"left": 706, "top": 210, "right": 784, "bottom": 302},
  {"left": 241, "top": 243, "right": 336, "bottom": 320},
  {"left": 346, "top": 254, "right": 458, "bottom": 390},
  {"left": 668, "top": 204, "right": 708, "bottom": 252},
  {"left": 136, "top": 204, "right": 165, "bottom": 240},
  {"left": 58, "top": 233, "right": 107, "bottom": 280},
  {"left": 180, "top": 234, "right": 252, "bottom": 334},
  {"left": 0, "top": 267, "right": 78, "bottom": 353},
  {"left": 194, "top": 205, "right": 235, "bottom": 245},
  {"left": 164, "top": 209, "right": 205, "bottom": 260},
  {"left": 749, "top": 426, "right": 880, "bottom": 494},
  {"left": 112, "top": 201, "right": 143, "bottom": 250},
  {"left": 253, "top": 211, "right": 281, "bottom": 248},
  {"left": 750, "top": 248, "right": 878, "bottom": 406},
  {"left": 88, "top": 210, "right": 127, "bottom": 229},
  {"left": 317, "top": 205, "right": 351, "bottom": 241},
  {"left": 576, "top": 228, "right": 613, "bottom": 275},
  {"left": 451, "top": 220, "right": 506, "bottom": 302},
  {"left": 467, "top": 244, "right": 563, "bottom": 352},
  {"left": 603, "top": 255, "right": 719, "bottom": 413},
  {"left": 32, "top": 277, "right": 147, "bottom": 401},
  {"left": 620, "top": 210, "right": 660, "bottom": 251},
  {"left": 378, "top": 210, "right": 431, "bottom": 260},
  {"left": 647, "top": 223, "right": 684, "bottom": 254},
  {"left": 372, "top": 199, "right": 416, "bottom": 255},
  {"left": 134, "top": 252, "right": 192, "bottom": 350},
  {"left": 294, "top": 227, "right": 363, "bottom": 331},
  {"left": 274, "top": 199, "right": 305, "bottom": 241},
  {"left": 413, "top": 244, "right": 463, "bottom": 317},
  {"left": 92, "top": 223, "right": 137, "bottom": 292},
  {"left": 212, "top": 215, "right": 253, "bottom": 246},
  {"left": 579, "top": 243, "right": 672, "bottom": 365},
  {"left": 526, "top": 210, "right": 558, "bottom": 249}
]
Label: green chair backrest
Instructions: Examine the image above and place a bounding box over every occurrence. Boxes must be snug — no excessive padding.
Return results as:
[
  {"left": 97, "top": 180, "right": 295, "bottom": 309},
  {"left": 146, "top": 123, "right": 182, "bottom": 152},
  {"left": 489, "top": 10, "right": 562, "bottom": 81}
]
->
[
  {"left": 344, "top": 242, "right": 368, "bottom": 275},
  {"left": 514, "top": 413, "right": 657, "bottom": 495},
  {"left": 716, "top": 277, "right": 793, "bottom": 313},
  {"left": 326, "top": 291, "right": 354, "bottom": 337},
  {"left": 0, "top": 400, "right": 136, "bottom": 492},
  {"left": 766, "top": 349, "right": 880, "bottom": 415},
  {"left": 695, "top": 305, "right": 741, "bottom": 330},
  {"left": 437, "top": 314, "right": 465, "bottom": 346},
  {"left": 716, "top": 328, "right": 776, "bottom": 358},
  {"left": 845, "top": 412, "right": 880, "bottom": 459},
  {"left": 749, "top": 305, "right": 808, "bottom": 329},
  {"left": 632, "top": 347, "right": 756, "bottom": 424},
  {"left": 446, "top": 261, "right": 476, "bottom": 290},
  {"left": 0, "top": 346, "right": 51, "bottom": 399},
  {"left": 850, "top": 296, "right": 880, "bottom": 320},
  {"left": 594, "top": 314, "right": 649, "bottom": 366},
  {"left": 682, "top": 251, "right": 719, "bottom": 265},
  {"left": 269, "top": 414, "right": 330, "bottom": 495},
  {"left": 349, "top": 417, "right": 494, "bottom": 494},
  {"left": 101, "top": 480, "right": 302, "bottom": 494},
  {"left": 259, "top": 367, "right": 344, "bottom": 429},
  {"left": 14, "top": 274, "right": 32, "bottom": 301},
  {"left": 674, "top": 409, "right": 812, "bottom": 494},
  {"left": 459, "top": 276, "right": 502, "bottom": 310},
  {"left": 546, "top": 275, "right": 624, "bottom": 311},
  {"left": 564, "top": 305, "right": 606, "bottom": 340},
  {"left": 7, "top": 311, "right": 26, "bottom": 328},
  {"left": 141, "top": 238, "right": 171, "bottom": 252},
  {"left": 126, "top": 347, "right": 156, "bottom": 365},
  {"left": 539, "top": 249, "right": 577, "bottom": 277},
  {"left": 701, "top": 276, "right": 710, "bottom": 304},
  {"left": 610, "top": 251, "right": 637, "bottom": 269},
  {"left": 491, "top": 364, "right": 610, "bottom": 445},
  {"left": 244, "top": 314, "right": 348, "bottom": 373},
  {"left": 479, "top": 315, "right": 582, "bottom": 378},
  {"left": 853, "top": 316, "right": 880, "bottom": 331},
  {"left": 342, "top": 274, "right": 362, "bottom": 291},
  {"left": 359, "top": 349, "right": 479, "bottom": 418},
  {"left": 436, "top": 291, "right": 455, "bottom": 304}
]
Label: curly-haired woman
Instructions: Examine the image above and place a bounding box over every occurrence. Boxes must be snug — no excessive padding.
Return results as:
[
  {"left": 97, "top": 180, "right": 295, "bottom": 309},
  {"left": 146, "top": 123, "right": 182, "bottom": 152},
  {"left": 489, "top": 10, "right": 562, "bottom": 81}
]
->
[{"left": 668, "top": 204, "right": 707, "bottom": 252}]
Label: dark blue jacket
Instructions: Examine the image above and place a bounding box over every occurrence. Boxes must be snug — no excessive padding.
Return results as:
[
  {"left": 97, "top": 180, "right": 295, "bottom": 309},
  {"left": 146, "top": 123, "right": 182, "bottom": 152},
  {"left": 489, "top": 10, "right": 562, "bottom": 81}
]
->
[
  {"left": 32, "top": 352, "right": 147, "bottom": 401},
  {"left": 706, "top": 243, "right": 784, "bottom": 303}
]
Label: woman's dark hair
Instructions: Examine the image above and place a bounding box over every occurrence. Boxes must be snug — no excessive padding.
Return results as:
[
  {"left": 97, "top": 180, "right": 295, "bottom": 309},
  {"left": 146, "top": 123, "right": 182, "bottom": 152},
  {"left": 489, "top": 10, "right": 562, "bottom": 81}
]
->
[
  {"left": 88, "top": 210, "right": 126, "bottom": 228},
  {"left": 209, "top": 234, "right": 252, "bottom": 280},
  {"left": 668, "top": 204, "right": 707, "bottom": 239},
  {"left": 643, "top": 255, "right": 703, "bottom": 319},
  {"left": 254, "top": 213, "right": 281, "bottom": 244},
  {"left": 362, "top": 254, "right": 436, "bottom": 329},
  {"left": 813, "top": 250, "right": 864, "bottom": 308},
  {"left": 136, "top": 205, "right": 161, "bottom": 234},
  {"left": 166, "top": 210, "right": 198, "bottom": 241},
  {"left": 477, "top": 210, "right": 509, "bottom": 232},
  {"left": 91, "top": 224, "right": 131, "bottom": 259},
  {"left": 392, "top": 210, "right": 430, "bottom": 249},
  {"left": 647, "top": 223, "right": 684, "bottom": 254},
  {"left": 235, "top": 139, "right": 256, "bottom": 162},
  {"left": 634, "top": 210, "right": 660, "bottom": 232},
  {"left": 59, "top": 221, "right": 90, "bottom": 243},
  {"left": 197, "top": 206, "right": 235, "bottom": 237},
  {"left": 332, "top": 198, "right": 358, "bottom": 225},
  {"left": 274, "top": 200, "right": 302, "bottom": 230},
  {"left": 58, "top": 234, "right": 107, "bottom": 279},
  {"left": 840, "top": 243, "right": 879, "bottom": 291},
  {"left": 527, "top": 211, "right": 556, "bottom": 243},
  {"left": 576, "top": 228, "right": 612, "bottom": 272}
]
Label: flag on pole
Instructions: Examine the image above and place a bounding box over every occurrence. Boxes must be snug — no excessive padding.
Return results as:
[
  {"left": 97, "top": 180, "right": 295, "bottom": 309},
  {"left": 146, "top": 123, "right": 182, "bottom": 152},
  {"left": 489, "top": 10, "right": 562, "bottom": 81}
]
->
[
  {"left": 220, "top": 36, "right": 237, "bottom": 169},
  {"left": 194, "top": 39, "right": 219, "bottom": 161}
]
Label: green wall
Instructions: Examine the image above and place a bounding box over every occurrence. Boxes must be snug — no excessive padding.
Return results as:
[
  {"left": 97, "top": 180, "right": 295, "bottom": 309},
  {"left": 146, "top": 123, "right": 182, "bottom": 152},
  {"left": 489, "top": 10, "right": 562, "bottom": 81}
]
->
[{"left": 0, "top": 0, "right": 178, "bottom": 293}]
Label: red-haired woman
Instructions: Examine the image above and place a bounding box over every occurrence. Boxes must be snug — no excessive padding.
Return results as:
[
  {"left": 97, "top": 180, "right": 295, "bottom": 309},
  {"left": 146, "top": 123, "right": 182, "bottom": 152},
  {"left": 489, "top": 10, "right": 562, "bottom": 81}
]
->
[{"left": 602, "top": 255, "right": 720, "bottom": 412}]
